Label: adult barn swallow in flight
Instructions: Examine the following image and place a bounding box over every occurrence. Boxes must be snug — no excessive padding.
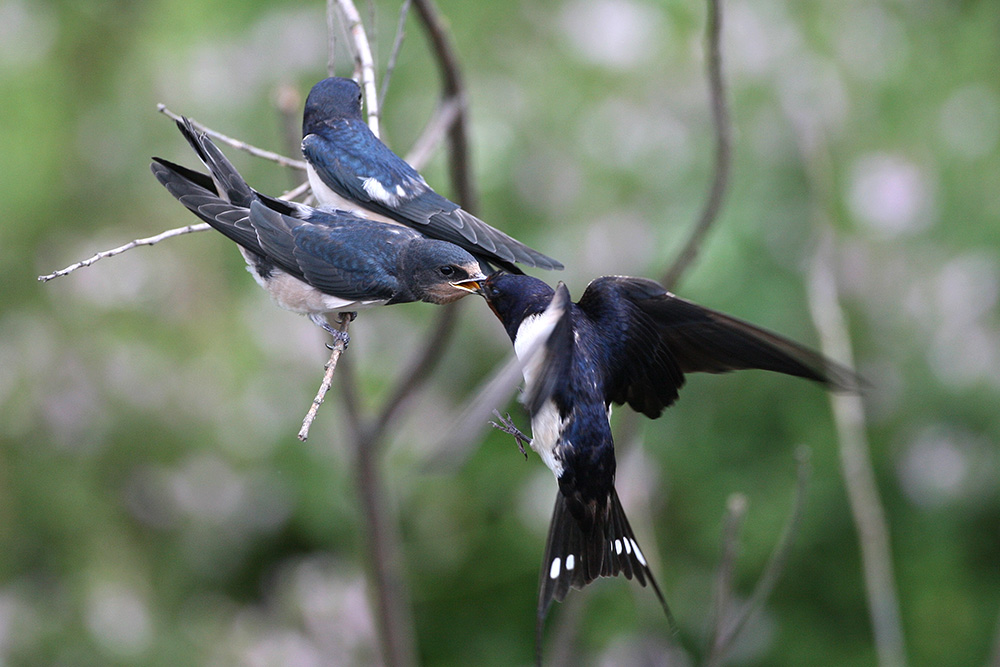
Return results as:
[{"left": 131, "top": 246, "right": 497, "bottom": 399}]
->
[
  {"left": 301, "top": 77, "right": 563, "bottom": 274},
  {"left": 480, "top": 272, "right": 859, "bottom": 658},
  {"left": 151, "top": 119, "right": 484, "bottom": 344}
]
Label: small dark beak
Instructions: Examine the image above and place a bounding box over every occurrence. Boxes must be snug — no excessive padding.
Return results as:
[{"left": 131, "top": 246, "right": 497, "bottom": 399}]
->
[{"left": 450, "top": 277, "right": 485, "bottom": 295}]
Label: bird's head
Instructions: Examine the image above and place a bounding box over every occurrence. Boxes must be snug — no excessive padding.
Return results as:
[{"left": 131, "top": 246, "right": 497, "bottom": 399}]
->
[
  {"left": 302, "top": 77, "right": 364, "bottom": 135},
  {"left": 479, "top": 271, "right": 556, "bottom": 341},
  {"left": 405, "top": 241, "right": 485, "bottom": 305}
]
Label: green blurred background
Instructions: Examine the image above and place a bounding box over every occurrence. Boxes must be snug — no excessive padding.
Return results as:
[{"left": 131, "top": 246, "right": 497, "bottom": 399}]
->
[{"left": 3, "top": 0, "right": 999, "bottom": 664}]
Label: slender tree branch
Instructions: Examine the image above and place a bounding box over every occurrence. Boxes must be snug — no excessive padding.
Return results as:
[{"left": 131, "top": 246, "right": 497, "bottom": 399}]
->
[
  {"left": 157, "top": 104, "right": 307, "bottom": 170},
  {"left": 661, "top": 0, "right": 731, "bottom": 290},
  {"left": 365, "top": 305, "right": 460, "bottom": 450},
  {"left": 39, "top": 180, "right": 309, "bottom": 282},
  {"left": 380, "top": 0, "right": 412, "bottom": 106},
  {"left": 411, "top": 0, "right": 477, "bottom": 212},
  {"left": 38, "top": 223, "right": 210, "bottom": 282},
  {"left": 326, "top": 0, "right": 337, "bottom": 75},
  {"left": 808, "top": 234, "right": 907, "bottom": 667},
  {"left": 274, "top": 83, "right": 305, "bottom": 184},
  {"left": 354, "top": 422, "right": 415, "bottom": 667},
  {"left": 705, "top": 493, "right": 749, "bottom": 667},
  {"left": 707, "top": 448, "right": 812, "bottom": 666},
  {"left": 404, "top": 96, "right": 461, "bottom": 170},
  {"left": 298, "top": 314, "right": 352, "bottom": 441},
  {"left": 335, "top": 0, "right": 380, "bottom": 135}
]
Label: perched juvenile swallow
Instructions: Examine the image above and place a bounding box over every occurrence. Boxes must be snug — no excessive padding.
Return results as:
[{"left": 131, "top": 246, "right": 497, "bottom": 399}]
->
[
  {"left": 151, "top": 119, "right": 484, "bottom": 344},
  {"left": 480, "top": 272, "right": 860, "bottom": 658},
  {"left": 301, "top": 77, "right": 563, "bottom": 273}
]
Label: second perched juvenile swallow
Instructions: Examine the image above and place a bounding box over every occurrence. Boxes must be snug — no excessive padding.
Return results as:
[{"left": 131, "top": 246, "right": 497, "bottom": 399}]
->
[
  {"left": 151, "top": 119, "right": 484, "bottom": 344},
  {"left": 301, "top": 77, "right": 563, "bottom": 273},
  {"left": 480, "top": 272, "right": 859, "bottom": 658}
]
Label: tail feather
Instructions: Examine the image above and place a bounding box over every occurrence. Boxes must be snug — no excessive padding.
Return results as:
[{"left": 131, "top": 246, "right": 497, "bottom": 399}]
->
[
  {"left": 535, "top": 488, "right": 674, "bottom": 663},
  {"left": 173, "top": 118, "right": 256, "bottom": 208},
  {"left": 150, "top": 159, "right": 263, "bottom": 254}
]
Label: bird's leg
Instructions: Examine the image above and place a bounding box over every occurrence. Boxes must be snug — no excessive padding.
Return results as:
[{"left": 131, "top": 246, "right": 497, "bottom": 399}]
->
[
  {"left": 312, "top": 312, "right": 355, "bottom": 349},
  {"left": 490, "top": 409, "right": 532, "bottom": 460}
]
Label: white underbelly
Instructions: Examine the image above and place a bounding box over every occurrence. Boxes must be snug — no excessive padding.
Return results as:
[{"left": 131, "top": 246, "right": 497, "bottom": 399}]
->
[
  {"left": 530, "top": 398, "right": 564, "bottom": 478},
  {"left": 237, "top": 247, "right": 385, "bottom": 314}
]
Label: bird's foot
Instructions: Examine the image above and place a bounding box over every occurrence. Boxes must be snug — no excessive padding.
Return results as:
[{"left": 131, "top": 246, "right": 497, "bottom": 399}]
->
[
  {"left": 314, "top": 312, "right": 355, "bottom": 350},
  {"left": 490, "top": 410, "right": 531, "bottom": 460},
  {"left": 324, "top": 329, "right": 350, "bottom": 350}
]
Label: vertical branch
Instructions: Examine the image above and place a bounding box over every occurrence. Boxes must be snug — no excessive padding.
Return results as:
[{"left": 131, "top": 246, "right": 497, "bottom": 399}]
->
[
  {"left": 336, "top": 0, "right": 380, "bottom": 135},
  {"left": 298, "top": 316, "right": 351, "bottom": 441},
  {"left": 705, "top": 493, "right": 749, "bottom": 667},
  {"left": 661, "top": 0, "right": 731, "bottom": 290},
  {"left": 707, "top": 448, "right": 813, "bottom": 666},
  {"left": 323, "top": 3, "right": 415, "bottom": 665},
  {"left": 380, "top": 0, "right": 413, "bottom": 105},
  {"left": 410, "top": 0, "right": 478, "bottom": 212},
  {"left": 320, "top": 3, "right": 481, "bottom": 666},
  {"left": 326, "top": 0, "right": 337, "bottom": 75},
  {"left": 807, "top": 235, "right": 907, "bottom": 667}
]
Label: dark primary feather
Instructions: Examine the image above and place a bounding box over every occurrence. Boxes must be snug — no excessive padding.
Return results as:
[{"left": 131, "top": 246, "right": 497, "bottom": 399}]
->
[
  {"left": 576, "top": 275, "right": 862, "bottom": 418},
  {"left": 301, "top": 77, "right": 564, "bottom": 273}
]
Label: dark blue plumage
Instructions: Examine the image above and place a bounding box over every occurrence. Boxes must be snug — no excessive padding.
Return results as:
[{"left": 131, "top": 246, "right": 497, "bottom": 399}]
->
[
  {"left": 151, "top": 119, "right": 484, "bottom": 341},
  {"left": 480, "top": 271, "right": 860, "bottom": 659},
  {"left": 301, "top": 77, "right": 563, "bottom": 273}
]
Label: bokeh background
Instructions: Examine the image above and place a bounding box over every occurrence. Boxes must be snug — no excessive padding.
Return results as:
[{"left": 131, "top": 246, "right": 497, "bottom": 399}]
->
[{"left": 3, "top": 0, "right": 999, "bottom": 664}]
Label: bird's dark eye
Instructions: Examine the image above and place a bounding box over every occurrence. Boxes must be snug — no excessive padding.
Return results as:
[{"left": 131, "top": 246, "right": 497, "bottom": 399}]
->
[
  {"left": 439, "top": 265, "right": 456, "bottom": 277},
  {"left": 489, "top": 286, "right": 500, "bottom": 296}
]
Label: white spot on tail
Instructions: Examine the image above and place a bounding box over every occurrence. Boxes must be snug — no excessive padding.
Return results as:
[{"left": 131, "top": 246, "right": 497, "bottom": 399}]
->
[
  {"left": 615, "top": 539, "right": 623, "bottom": 555},
  {"left": 565, "top": 554, "right": 575, "bottom": 571},
  {"left": 631, "top": 539, "right": 646, "bottom": 566},
  {"left": 624, "top": 538, "right": 632, "bottom": 555},
  {"left": 549, "top": 557, "right": 561, "bottom": 579}
]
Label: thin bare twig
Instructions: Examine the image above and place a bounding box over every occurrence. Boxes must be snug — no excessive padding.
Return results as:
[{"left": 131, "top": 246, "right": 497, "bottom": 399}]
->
[
  {"left": 404, "top": 96, "right": 461, "bottom": 170},
  {"left": 661, "top": 0, "right": 731, "bottom": 290},
  {"left": 37, "top": 223, "right": 210, "bottom": 282},
  {"left": 380, "top": 0, "right": 412, "bottom": 105},
  {"left": 298, "top": 314, "right": 352, "bottom": 441},
  {"left": 707, "top": 448, "right": 812, "bottom": 666},
  {"left": 326, "top": 0, "right": 337, "bottom": 76},
  {"left": 39, "top": 180, "right": 309, "bottom": 282},
  {"left": 335, "top": 0, "right": 380, "bottom": 135},
  {"left": 705, "top": 493, "right": 749, "bottom": 667},
  {"left": 808, "top": 234, "right": 907, "bottom": 667},
  {"left": 411, "top": 0, "right": 477, "bottom": 212},
  {"left": 157, "top": 104, "right": 307, "bottom": 170}
]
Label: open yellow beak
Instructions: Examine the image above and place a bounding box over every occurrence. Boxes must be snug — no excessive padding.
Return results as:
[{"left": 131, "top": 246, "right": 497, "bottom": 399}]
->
[{"left": 450, "top": 277, "right": 484, "bottom": 294}]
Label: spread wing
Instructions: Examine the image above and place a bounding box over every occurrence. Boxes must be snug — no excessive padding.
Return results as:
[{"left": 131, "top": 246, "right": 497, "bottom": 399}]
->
[
  {"left": 302, "top": 121, "right": 563, "bottom": 272},
  {"left": 578, "top": 275, "right": 862, "bottom": 418}
]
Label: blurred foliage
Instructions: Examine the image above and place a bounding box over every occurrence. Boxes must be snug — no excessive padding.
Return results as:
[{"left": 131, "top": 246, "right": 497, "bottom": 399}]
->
[{"left": 3, "top": 0, "right": 1000, "bottom": 664}]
